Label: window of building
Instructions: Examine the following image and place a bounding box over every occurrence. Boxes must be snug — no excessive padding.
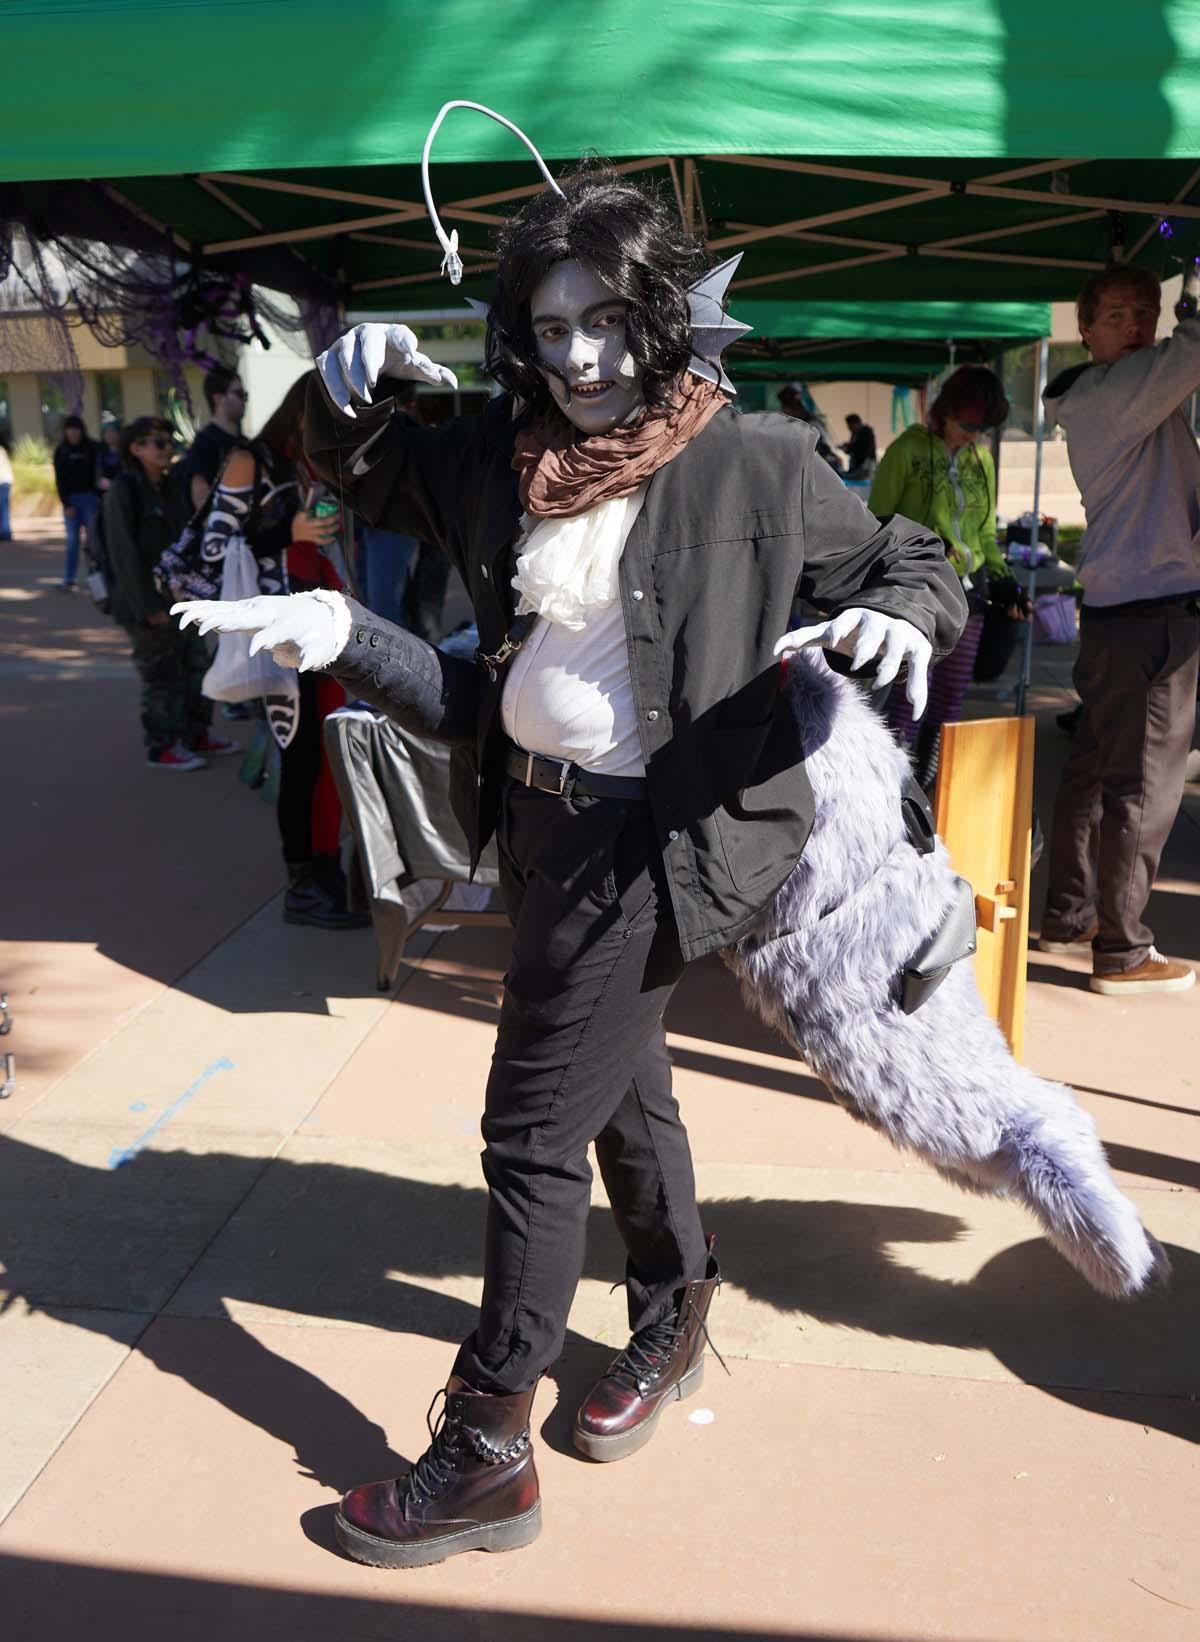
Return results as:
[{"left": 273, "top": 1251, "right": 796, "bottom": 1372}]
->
[
  {"left": 39, "top": 377, "right": 69, "bottom": 441},
  {"left": 0, "top": 377, "right": 10, "bottom": 438},
  {"left": 97, "top": 371, "right": 124, "bottom": 429}
]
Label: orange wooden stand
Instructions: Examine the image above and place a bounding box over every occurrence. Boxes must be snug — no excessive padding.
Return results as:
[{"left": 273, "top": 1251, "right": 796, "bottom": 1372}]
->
[{"left": 933, "top": 716, "right": 1036, "bottom": 1058}]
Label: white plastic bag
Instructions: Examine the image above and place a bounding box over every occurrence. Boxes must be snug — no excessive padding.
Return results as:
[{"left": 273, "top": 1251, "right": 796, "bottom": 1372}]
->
[{"left": 200, "top": 537, "right": 299, "bottom": 746}]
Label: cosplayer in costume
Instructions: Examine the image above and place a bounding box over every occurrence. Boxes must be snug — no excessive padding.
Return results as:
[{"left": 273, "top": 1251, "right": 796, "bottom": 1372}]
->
[{"left": 175, "top": 106, "right": 1166, "bottom": 1570}]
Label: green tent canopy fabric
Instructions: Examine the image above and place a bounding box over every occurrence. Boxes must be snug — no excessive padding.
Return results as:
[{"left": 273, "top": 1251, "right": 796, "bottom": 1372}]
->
[
  {"left": 727, "top": 299, "right": 1051, "bottom": 386},
  {"left": 3, "top": 3, "right": 1199, "bottom": 307},
  {"left": 6, "top": 1, "right": 1200, "bottom": 176}
]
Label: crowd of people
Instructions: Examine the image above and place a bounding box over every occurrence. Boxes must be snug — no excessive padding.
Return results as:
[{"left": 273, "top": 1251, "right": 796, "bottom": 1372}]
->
[
  {"left": 15, "top": 257, "right": 1198, "bottom": 999},
  {"left": 33, "top": 364, "right": 455, "bottom": 934}
]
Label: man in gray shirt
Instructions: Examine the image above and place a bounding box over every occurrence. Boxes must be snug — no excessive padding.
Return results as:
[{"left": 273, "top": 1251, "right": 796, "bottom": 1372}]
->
[{"left": 1039, "top": 264, "right": 1200, "bottom": 994}]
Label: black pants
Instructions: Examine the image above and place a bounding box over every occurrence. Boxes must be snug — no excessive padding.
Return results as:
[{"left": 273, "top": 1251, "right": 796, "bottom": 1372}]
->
[
  {"left": 453, "top": 779, "right": 709, "bottom": 1395},
  {"left": 277, "top": 671, "right": 321, "bottom": 864}
]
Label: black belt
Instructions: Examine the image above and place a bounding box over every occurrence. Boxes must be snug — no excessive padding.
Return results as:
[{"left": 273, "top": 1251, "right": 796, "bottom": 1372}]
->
[
  {"left": 1082, "top": 594, "right": 1200, "bottom": 620},
  {"left": 503, "top": 741, "right": 649, "bottom": 800}
]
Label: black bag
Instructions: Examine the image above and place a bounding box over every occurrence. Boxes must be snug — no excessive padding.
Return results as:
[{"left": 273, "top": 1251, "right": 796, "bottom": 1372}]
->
[{"left": 155, "top": 442, "right": 268, "bottom": 603}]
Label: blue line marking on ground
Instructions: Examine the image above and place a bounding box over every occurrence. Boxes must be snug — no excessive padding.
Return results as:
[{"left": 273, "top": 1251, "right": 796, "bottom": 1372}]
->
[{"left": 107, "top": 1057, "right": 235, "bottom": 1169}]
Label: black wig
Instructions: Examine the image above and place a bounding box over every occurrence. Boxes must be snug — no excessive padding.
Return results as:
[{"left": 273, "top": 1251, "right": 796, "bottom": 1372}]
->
[{"left": 485, "top": 168, "right": 710, "bottom": 415}]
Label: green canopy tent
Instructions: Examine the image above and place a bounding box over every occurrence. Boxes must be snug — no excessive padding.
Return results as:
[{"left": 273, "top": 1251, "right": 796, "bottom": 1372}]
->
[
  {"left": 726, "top": 298, "right": 1051, "bottom": 389},
  {"left": 2, "top": 2, "right": 1200, "bottom": 311}
]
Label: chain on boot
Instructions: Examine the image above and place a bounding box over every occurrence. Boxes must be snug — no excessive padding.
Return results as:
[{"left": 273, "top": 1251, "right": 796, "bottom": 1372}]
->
[{"left": 335, "top": 1376, "right": 542, "bottom": 1569}]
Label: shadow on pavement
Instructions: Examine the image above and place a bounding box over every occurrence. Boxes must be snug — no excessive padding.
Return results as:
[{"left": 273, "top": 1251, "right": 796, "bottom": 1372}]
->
[
  {"left": 3, "top": 1549, "right": 880, "bottom": 1642},
  {"left": 1, "top": 1131, "right": 1195, "bottom": 1493}
]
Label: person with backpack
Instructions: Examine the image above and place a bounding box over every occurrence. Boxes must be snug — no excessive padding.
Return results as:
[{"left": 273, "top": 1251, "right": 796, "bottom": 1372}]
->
[
  {"left": 103, "top": 416, "right": 239, "bottom": 770},
  {"left": 189, "top": 375, "right": 363, "bottom": 926}
]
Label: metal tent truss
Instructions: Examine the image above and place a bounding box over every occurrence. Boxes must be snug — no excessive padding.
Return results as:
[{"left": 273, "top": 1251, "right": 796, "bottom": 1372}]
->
[{"left": 116, "top": 152, "right": 1200, "bottom": 310}]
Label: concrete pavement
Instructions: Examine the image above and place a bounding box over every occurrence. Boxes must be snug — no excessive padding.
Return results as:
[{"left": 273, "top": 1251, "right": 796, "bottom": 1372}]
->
[{"left": 2, "top": 525, "right": 1197, "bottom": 1640}]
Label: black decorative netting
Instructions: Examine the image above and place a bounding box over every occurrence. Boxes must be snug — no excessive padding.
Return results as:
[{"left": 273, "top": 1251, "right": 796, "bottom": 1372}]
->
[{"left": 0, "top": 181, "right": 342, "bottom": 414}]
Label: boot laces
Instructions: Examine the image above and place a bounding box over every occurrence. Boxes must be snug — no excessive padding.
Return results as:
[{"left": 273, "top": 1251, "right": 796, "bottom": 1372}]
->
[
  {"left": 609, "top": 1317, "right": 683, "bottom": 1393},
  {"left": 403, "top": 1388, "right": 459, "bottom": 1502}
]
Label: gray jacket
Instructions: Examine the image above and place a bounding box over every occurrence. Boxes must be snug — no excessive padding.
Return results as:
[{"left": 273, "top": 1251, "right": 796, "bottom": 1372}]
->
[
  {"left": 306, "top": 384, "right": 965, "bottom": 962},
  {"left": 1044, "top": 317, "right": 1200, "bottom": 607}
]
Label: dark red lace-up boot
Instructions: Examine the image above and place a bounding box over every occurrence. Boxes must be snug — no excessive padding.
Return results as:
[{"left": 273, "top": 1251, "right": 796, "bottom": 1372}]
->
[
  {"left": 574, "top": 1236, "right": 721, "bottom": 1462},
  {"left": 335, "top": 1377, "right": 541, "bottom": 1568}
]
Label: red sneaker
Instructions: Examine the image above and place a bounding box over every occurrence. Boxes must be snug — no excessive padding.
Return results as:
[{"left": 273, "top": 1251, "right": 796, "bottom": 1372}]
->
[
  {"left": 147, "top": 743, "right": 206, "bottom": 772},
  {"left": 188, "top": 732, "right": 241, "bottom": 756}
]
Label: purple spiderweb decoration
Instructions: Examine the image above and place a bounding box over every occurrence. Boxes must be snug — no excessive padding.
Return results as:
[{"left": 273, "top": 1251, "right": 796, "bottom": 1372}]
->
[{"left": 0, "top": 182, "right": 339, "bottom": 415}]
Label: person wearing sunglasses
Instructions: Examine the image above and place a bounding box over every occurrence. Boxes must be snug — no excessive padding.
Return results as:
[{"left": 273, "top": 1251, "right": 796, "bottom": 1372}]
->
[
  {"left": 185, "top": 365, "right": 248, "bottom": 513},
  {"left": 868, "top": 364, "right": 1018, "bottom": 786},
  {"left": 103, "top": 416, "right": 238, "bottom": 770}
]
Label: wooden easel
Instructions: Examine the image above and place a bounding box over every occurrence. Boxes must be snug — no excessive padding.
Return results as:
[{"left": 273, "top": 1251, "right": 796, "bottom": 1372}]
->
[{"left": 933, "top": 716, "right": 1036, "bottom": 1058}]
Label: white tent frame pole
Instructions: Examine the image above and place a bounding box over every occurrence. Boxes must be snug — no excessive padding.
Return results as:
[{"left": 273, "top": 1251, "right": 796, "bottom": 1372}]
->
[
  {"left": 1126, "top": 163, "right": 1200, "bottom": 260},
  {"left": 733, "top": 249, "right": 907, "bottom": 289},
  {"left": 1015, "top": 336, "right": 1050, "bottom": 720},
  {"left": 708, "top": 189, "right": 946, "bottom": 249},
  {"left": 926, "top": 208, "right": 1106, "bottom": 251},
  {"left": 972, "top": 181, "right": 1200, "bottom": 219},
  {"left": 352, "top": 263, "right": 497, "bottom": 294}
]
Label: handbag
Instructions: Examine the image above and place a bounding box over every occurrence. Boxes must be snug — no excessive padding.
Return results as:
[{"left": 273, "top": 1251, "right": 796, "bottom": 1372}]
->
[
  {"left": 1033, "top": 592, "right": 1077, "bottom": 645},
  {"left": 200, "top": 536, "right": 300, "bottom": 747}
]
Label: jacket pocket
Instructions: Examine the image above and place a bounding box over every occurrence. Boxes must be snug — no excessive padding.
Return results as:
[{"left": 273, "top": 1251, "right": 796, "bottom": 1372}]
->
[{"left": 707, "top": 711, "right": 811, "bottom": 894}]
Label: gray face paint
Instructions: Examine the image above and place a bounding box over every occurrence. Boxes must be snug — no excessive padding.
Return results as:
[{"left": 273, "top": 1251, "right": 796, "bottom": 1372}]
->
[{"left": 530, "top": 260, "right": 645, "bottom": 435}]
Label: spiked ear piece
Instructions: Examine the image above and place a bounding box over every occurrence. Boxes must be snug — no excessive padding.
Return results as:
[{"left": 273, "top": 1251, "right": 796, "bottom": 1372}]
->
[{"left": 685, "top": 255, "right": 753, "bottom": 392}]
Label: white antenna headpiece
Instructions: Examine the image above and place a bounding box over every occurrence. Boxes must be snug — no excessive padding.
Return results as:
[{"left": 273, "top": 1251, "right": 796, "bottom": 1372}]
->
[{"left": 421, "top": 100, "right": 565, "bottom": 285}]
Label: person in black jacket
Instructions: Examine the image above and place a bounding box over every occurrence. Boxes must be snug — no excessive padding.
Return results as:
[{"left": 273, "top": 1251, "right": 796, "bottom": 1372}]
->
[
  {"left": 839, "top": 412, "right": 877, "bottom": 481},
  {"left": 176, "top": 171, "right": 965, "bottom": 1568},
  {"left": 103, "top": 417, "right": 238, "bottom": 770},
  {"left": 52, "top": 415, "right": 100, "bottom": 591}
]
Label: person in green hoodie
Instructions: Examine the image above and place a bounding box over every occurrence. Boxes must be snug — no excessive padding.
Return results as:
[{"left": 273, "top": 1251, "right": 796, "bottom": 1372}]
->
[{"left": 868, "top": 365, "right": 1017, "bottom": 784}]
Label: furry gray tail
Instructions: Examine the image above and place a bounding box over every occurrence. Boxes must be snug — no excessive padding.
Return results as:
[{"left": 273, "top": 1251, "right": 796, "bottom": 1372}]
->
[{"left": 723, "top": 652, "right": 1167, "bottom": 1300}]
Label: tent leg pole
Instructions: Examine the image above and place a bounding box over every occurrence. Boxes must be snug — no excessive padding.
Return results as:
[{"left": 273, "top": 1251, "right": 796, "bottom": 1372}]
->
[{"left": 1015, "top": 336, "right": 1049, "bottom": 720}]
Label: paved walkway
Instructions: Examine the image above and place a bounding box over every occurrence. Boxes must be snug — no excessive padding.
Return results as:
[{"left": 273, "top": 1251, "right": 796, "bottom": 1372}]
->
[{"left": 2, "top": 525, "right": 1197, "bottom": 1641}]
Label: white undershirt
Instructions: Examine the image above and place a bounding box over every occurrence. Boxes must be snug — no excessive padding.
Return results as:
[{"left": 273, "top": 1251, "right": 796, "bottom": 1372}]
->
[{"left": 500, "top": 486, "right": 647, "bottom": 776}]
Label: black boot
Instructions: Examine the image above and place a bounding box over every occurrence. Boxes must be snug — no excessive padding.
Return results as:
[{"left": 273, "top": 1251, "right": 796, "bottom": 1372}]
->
[
  {"left": 335, "top": 1378, "right": 542, "bottom": 1568},
  {"left": 574, "top": 1236, "right": 723, "bottom": 1462},
  {"left": 283, "top": 859, "right": 369, "bottom": 930}
]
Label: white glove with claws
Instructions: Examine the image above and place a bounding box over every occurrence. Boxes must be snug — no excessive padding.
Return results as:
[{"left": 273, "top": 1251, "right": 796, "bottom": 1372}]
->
[
  {"left": 317, "top": 323, "right": 458, "bottom": 418},
  {"left": 173, "top": 591, "right": 350, "bottom": 672},
  {"left": 774, "top": 607, "right": 932, "bottom": 719}
]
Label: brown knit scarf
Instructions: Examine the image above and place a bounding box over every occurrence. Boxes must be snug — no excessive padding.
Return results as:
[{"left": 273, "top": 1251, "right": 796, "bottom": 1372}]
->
[{"left": 513, "top": 375, "right": 727, "bottom": 520}]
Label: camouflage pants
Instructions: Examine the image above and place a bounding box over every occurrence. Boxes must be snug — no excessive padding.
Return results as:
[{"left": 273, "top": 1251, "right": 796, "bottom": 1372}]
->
[{"left": 124, "top": 621, "right": 213, "bottom": 754}]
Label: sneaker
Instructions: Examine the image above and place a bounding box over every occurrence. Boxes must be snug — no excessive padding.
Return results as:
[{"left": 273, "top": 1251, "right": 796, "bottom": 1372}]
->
[
  {"left": 1038, "top": 923, "right": 1099, "bottom": 954},
  {"left": 147, "top": 743, "right": 207, "bottom": 772},
  {"left": 188, "top": 732, "right": 241, "bottom": 756},
  {"left": 1090, "top": 949, "right": 1196, "bottom": 995}
]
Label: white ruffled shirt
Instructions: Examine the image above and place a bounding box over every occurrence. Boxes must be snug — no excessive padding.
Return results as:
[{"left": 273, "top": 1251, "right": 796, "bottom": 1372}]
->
[{"left": 500, "top": 485, "right": 647, "bottom": 776}]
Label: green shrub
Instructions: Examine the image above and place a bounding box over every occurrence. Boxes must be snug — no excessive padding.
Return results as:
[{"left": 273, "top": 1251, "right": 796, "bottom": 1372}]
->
[{"left": 12, "top": 433, "right": 56, "bottom": 498}]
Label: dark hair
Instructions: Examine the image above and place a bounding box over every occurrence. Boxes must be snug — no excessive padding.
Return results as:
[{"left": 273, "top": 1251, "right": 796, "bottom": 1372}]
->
[
  {"left": 929, "top": 365, "right": 1008, "bottom": 434},
  {"left": 0, "top": 432, "right": 11, "bottom": 454},
  {"left": 119, "top": 416, "right": 173, "bottom": 468},
  {"left": 57, "top": 414, "right": 87, "bottom": 444},
  {"left": 203, "top": 365, "right": 240, "bottom": 412},
  {"left": 485, "top": 167, "right": 708, "bottom": 415},
  {"left": 1076, "top": 263, "right": 1161, "bottom": 329},
  {"left": 256, "top": 370, "right": 315, "bottom": 459},
  {"left": 846, "top": 413, "right": 862, "bottom": 427}
]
